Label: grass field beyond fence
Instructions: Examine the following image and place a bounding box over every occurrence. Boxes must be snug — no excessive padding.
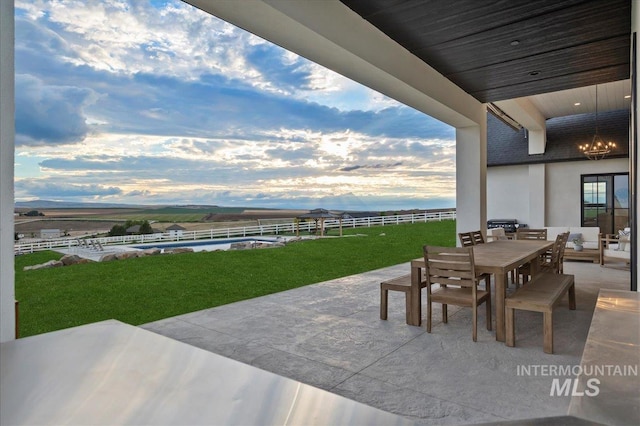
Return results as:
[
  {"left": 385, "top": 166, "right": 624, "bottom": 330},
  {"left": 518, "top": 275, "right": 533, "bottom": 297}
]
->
[{"left": 15, "top": 221, "right": 455, "bottom": 337}]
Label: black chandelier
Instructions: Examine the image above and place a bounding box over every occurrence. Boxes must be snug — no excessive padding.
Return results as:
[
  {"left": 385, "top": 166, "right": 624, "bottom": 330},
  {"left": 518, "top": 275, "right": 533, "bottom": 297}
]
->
[{"left": 578, "top": 85, "right": 616, "bottom": 160}]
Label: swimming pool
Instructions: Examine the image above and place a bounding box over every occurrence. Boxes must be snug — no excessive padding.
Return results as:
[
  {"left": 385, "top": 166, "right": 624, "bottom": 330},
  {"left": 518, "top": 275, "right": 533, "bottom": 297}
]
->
[{"left": 131, "top": 237, "right": 283, "bottom": 252}]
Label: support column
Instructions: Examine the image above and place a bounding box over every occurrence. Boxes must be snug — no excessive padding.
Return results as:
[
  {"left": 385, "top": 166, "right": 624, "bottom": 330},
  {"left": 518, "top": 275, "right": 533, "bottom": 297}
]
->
[
  {"left": 0, "top": 0, "right": 16, "bottom": 341},
  {"left": 528, "top": 164, "right": 545, "bottom": 228},
  {"left": 456, "top": 108, "right": 487, "bottom": 239},
  {"left": 528, "top": 130, "right": 546, "bottom": 155},
  {"left": 632, "top": 0, "right": 639, "bottom": 291}
]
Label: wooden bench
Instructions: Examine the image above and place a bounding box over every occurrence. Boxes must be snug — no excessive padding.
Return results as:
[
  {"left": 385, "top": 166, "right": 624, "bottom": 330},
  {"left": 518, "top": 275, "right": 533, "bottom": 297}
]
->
[
  {"left": 380, "top": 274, "right": 426, "bottom": 324},
  {"left": 505, "top": 272, "right": 576, "bottom": 353}
]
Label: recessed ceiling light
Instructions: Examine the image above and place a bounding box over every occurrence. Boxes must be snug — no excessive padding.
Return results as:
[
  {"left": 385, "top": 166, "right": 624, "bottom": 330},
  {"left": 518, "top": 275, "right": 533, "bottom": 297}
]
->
[
  {"left": 529, "top": 71, "right": 540, "bottom": 76},
  {"left": 625, "top": 95, "right": 631, "bottom": 99},
  {"left": 574, "top": 102, "right": 581, "bottom": 106},
  {"left": 510, "top": 40, "right": 520, "bottom": 46}
]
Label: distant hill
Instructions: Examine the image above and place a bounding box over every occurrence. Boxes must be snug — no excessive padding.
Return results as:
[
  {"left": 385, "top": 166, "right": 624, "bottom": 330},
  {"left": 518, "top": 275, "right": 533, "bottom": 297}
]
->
[
  {"left": 15, "top": 200, "right": 146, "bottom": 209},
  {"left": 14, "top": 200, "right": 223, "bottom": 210}
]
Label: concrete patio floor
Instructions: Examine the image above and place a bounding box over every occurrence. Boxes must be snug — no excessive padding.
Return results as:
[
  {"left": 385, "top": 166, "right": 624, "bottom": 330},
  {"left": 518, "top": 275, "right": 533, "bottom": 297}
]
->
[{"left": 142, "top": 260, "right": 631, "bottom": 425}]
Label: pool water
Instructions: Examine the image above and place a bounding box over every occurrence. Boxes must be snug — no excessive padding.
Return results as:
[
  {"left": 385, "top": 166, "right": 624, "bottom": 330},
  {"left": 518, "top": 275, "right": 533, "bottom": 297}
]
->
[{"left": 131, "top": 237, "right": 282, "bottom": 252}]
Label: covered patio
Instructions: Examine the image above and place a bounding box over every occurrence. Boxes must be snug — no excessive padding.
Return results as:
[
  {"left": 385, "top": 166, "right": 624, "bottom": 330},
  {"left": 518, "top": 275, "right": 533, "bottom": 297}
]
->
[
  {"left": 3, "top": 1, "right": 638, "bottom": 335},
  {"left": 1, "top": 1, "right": 639, "bottom": 425},
  {"left": 141, "top": 261, "right": 631, "bottom": 424}
]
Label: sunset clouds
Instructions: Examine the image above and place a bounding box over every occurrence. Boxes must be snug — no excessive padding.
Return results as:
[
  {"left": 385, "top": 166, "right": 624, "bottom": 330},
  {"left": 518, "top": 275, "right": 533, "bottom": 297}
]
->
[{"left": 14, "top": 0, "right": 456, "bottom": 210}]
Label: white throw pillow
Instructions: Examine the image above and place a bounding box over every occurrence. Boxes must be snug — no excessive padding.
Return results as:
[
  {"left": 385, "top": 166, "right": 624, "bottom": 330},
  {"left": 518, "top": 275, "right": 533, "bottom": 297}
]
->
[{"left": 617, "top": 229, "right": 631, "bottom": 251}]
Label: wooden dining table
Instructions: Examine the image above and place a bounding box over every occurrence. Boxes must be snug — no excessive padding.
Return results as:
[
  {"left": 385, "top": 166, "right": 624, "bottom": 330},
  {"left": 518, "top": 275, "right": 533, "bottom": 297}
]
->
[{"left": 409, "top": 239, "right": 554, "bottom": 341}]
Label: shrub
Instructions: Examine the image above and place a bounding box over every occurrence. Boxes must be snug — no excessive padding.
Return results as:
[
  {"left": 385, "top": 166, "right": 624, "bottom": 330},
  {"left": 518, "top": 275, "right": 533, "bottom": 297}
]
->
[
  {"left": 108, "top": 224, "right": 127, "bottom": 236},
  {"left": 139, "top": 220, "right": 153, "bottom": 234}
]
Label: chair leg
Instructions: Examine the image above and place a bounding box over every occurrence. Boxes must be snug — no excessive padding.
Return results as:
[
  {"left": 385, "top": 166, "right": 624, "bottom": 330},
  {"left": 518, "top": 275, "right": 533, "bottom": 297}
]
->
[
  {"left": 486, "top": 297, "right": 492, "bottom": 331},
  {"left": 442, "top": 304, "right": 448, "bottom": 323},
  {"left": 514, "top": 270, "right": 519, "bottom": 286},
  {"left": 380, "top": 287, "right": 388, "bottom": 320},
  {"left": 472, "top": 305, "right": 478, "bottom": 342},
  {"left": 426, "top": 301, "right": 432, "bottom": 333}
]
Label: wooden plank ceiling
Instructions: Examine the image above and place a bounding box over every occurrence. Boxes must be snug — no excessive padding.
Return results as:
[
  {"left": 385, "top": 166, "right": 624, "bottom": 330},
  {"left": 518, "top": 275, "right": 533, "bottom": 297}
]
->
[{"left": 340, "top": 0, "right": 631, "bottom": 103}]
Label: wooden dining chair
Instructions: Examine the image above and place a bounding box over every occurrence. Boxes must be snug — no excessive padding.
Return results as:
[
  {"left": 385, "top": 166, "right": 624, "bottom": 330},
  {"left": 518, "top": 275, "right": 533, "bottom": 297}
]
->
[
  {"left": 423, "top": 245, "right": 491, "bottom": 341},
  {"left": 487, "top": 227, "right": 508, "bottom": 241},
  {"left": 514, "top": 228, "right": 549, "bottom": 285},
  {"left": 518, "top": 232, "right": 569, "bottom": 283},
  {"left": 470, "top": 230, "right": 485, "bottom": 245},
  {"left": 458, "top": 232, "right": 491, "bottom": 290},
  {"left": 487, "top": 227, "right": 517, "bottom": 282},
  {"left": 557, "top": 232, "right": 570, "bottom": 274},
  {"left": 458, "top": 232, "right": 474, "bottom": 247},
  {"left": 545, "top": 231, "right": 570, "bottom": 274}
]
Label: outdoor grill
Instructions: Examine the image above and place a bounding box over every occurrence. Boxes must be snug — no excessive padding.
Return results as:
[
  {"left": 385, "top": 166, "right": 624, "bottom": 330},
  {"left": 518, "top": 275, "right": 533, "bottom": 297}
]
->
[{"left": 487, "top": 219, "right": 520, "bottom": 233}]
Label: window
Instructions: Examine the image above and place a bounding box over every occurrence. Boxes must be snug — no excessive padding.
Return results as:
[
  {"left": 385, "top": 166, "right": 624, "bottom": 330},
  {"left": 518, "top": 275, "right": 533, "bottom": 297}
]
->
[{"left": 581, "top": 173, "right": 629, "bottom": 235}]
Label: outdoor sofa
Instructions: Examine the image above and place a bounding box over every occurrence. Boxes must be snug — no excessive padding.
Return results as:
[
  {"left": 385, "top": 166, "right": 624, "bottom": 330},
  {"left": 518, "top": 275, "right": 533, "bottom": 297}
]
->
[
  {"left": 600, "top": 227, "right": 631, "bottom": 268},
  {"left": 545, "top": 227, "right": 601, "bottom": 262}
]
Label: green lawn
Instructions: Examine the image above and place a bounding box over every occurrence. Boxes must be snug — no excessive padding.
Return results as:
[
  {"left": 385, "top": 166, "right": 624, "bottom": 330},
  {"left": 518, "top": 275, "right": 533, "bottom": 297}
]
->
[{"left": 15, "top": 220, "right": 455, "bottom": 337}]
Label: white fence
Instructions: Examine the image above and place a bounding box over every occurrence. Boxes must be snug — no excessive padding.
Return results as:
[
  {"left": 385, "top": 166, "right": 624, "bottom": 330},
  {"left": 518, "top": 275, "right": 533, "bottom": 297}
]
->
[{"left": 15, "top": 210, "right": 456, "bottom": 254}]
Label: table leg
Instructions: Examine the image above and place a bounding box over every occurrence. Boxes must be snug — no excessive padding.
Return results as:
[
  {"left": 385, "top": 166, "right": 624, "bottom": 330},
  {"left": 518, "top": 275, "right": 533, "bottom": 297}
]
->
[
  {"left": 410, "top": 265, "right": 422, "bottom": 326},
  {"left": 495, "top": 272, "right": 507, "bottom": 342}
]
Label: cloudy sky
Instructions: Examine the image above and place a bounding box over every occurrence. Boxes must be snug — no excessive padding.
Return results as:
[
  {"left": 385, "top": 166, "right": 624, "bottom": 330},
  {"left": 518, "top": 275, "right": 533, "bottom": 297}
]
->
[{"left": 14, "top": 0, "right": 456, "bottom": 211}]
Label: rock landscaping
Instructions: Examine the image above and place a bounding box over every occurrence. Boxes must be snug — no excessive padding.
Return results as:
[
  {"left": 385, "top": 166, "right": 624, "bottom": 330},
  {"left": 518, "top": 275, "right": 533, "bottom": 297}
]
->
[
  {"left": 23, "top": 254, "right": 91, "bottom": 271},
  {"left": 23, "top": 237, "right": 301, "bottom": 271}
]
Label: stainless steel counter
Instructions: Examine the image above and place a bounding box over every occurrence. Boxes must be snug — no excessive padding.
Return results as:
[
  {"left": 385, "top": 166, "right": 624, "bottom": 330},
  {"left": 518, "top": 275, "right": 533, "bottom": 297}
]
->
[
  {"left": 0, "top": 320, "right": 413, "bottom": 425},
  {"left": 568, "top": 289, "right": 640, "bottom": 425}
]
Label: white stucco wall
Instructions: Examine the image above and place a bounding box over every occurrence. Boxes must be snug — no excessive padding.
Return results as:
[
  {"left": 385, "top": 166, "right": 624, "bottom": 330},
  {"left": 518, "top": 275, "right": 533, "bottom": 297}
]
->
[
  {"left": 456, "top": 121, "right": 487, "bottom": 235},
  {"left": 487, "top": 158, "right": 630, "bottom": 230},
  {"left": 546, "top": 158, "right": 629, "bottom": 226},
  {"left": 487, "top": 165, "right": 530, "bottom": 225},
  {"left": 528, "top": 163, "right": 546, "bottom": 228}
]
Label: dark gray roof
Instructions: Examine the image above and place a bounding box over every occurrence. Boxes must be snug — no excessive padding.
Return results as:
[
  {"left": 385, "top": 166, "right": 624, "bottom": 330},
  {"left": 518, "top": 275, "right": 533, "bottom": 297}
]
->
[
  {"left": 487, "top": 109, "right": 629, "bottom": 167},
  {"left": 298, "top": 208, "right": 339, "bottom": 219},
  {"left": 126, "top": 225, "right": 141, "bottom": 233},
  {"left": 166, "top": 224, "right": 186, "bottom": 231}
]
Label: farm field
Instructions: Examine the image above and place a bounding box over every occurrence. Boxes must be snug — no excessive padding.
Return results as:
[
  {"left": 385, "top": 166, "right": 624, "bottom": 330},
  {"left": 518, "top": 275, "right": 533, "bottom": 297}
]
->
[
  {"left": 16, "top": 206, "right": 239, "bottom": 222},
  {"left": 15, "top": 220, "right": 120, "bottom": 239},
  {"left": 14, "top": 206, "right": 303, "bottom": 237}
]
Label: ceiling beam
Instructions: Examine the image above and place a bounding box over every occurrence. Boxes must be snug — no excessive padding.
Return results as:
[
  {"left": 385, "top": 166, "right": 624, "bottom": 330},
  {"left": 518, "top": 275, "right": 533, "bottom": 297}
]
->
[
  {"left": 184, "top": 0, "right": 484, "bottom": 128},
  {"left": 494, "top": 98, "right": 547, "bottom": 154}
]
